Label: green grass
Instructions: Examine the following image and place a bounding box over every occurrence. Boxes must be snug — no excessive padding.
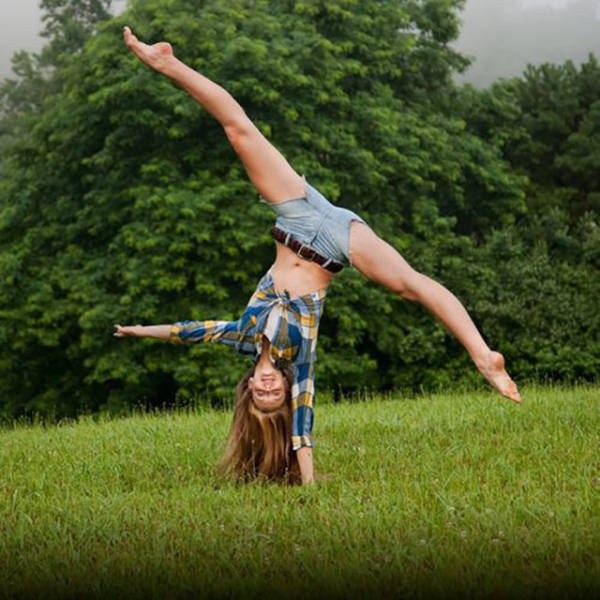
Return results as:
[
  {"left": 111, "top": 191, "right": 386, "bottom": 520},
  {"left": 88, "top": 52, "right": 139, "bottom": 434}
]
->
[{"left": 0, "top": 384, "right": 598, "bottom": 599}]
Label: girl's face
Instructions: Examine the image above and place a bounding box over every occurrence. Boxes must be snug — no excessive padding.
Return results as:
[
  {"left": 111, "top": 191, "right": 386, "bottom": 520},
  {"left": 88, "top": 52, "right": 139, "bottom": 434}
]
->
[{"left": 249, "top": 352, "right": 287, "bottom": 412}]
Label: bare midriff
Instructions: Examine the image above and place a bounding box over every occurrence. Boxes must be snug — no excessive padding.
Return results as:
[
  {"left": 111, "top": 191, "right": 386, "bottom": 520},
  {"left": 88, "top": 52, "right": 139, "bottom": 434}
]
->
[{"left": 269, "top": 242, "right": 335, "bottom": 299}]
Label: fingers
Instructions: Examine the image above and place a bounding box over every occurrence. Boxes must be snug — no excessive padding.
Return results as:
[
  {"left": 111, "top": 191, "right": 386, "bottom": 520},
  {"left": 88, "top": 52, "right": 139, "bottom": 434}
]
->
[
  {"left": 114, "top": 324, "right": 130, "bottom": 338},
  {"left": 114, "top": 324, "right": 142, "bottom": 338}
]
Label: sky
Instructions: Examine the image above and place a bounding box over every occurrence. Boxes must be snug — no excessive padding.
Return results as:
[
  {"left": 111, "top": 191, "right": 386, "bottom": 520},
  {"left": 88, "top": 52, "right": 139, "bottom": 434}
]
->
[
  {"left": 1, "top": 0, "right": 599, "bottom": 87},
  {"left": 453, "top": 0, "right": 600, "bottom": 85}
]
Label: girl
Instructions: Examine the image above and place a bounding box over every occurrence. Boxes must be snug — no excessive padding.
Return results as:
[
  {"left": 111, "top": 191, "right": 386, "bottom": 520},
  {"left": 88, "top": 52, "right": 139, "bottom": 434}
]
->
[{"left": 114, "top": 27, "right": 521, "bottom": 486}]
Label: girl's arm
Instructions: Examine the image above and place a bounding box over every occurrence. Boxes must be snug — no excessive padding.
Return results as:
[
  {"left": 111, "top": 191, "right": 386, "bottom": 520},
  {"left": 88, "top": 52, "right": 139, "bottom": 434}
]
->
[
  {"left": 290, "top": 361, "right": 316, "bottom": 485},
  {"left": 122, "top": 26, "right": 304, "bottom": 203},
  {"left": 114, "top": 320, "right": 240, "bottom": 346},
  {"left": 297, "top": 446, "right": 314, "bottom": 485},
  {"left": 114, "top": 324, "right": 171, "bottom": 340}
]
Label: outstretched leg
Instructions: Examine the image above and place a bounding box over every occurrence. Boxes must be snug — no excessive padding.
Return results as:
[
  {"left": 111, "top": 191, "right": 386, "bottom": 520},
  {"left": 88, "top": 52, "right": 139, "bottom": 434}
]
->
[
  {"left": 349, "top": 222, "right": 521, "bottom": 403},
  {"left": 123, "top": 27, "right": 304, "bottom": 203}
]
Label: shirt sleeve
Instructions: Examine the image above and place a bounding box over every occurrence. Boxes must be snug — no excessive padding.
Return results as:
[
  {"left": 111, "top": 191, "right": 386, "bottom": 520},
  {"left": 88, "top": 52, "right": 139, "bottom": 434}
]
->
[
  {"left": 290, "top": 361, "right": 315, "bottom": 451},
  {"left": 169, "top": 320, "right": 239, "bottom": 346}
]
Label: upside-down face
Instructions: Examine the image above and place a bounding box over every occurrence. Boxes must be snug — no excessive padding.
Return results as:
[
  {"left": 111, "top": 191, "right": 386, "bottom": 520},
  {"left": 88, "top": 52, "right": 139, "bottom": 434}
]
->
[{"left": 248, "top": 351, "right": 288, "bottom": 412}]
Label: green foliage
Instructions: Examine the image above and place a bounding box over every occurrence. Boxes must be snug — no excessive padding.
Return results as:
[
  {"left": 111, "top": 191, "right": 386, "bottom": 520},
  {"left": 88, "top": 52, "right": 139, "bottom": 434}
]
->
[
  {"left": 39, "top": 0, "right": 113, "bottom": 63},
  {"left": 462, "top": 55, "right": 600, "bottom": 223},
  {"left": 0, "top": 0, "right": 115, "bottom": 153},
  {"left": 0, "top": 0, "right": 597, "bottom": 421}
]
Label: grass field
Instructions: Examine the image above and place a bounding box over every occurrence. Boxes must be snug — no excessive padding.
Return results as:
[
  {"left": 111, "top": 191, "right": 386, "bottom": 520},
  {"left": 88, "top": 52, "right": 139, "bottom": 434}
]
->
[{"left": 0, "top": 384, "right": 598, "bottom": 599}]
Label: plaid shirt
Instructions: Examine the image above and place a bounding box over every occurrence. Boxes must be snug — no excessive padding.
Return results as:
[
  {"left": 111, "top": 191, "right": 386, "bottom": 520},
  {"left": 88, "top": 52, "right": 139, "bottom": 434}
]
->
[{"left": 169, "top": 270, "right": 326, "bottom": 450}]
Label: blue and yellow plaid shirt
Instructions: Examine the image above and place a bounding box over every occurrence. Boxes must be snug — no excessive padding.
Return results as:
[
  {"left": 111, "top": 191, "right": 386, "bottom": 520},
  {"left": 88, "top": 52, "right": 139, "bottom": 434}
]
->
[{"left": 169, "top": 270, "right": 326, "bottom": 450}]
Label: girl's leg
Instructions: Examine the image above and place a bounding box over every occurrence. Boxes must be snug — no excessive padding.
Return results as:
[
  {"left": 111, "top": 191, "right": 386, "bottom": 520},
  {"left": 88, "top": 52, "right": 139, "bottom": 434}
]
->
[
  {"left": 349, "top": 222, "right": 521, "bottom": 403},
  {"left": 124, "top": 28, "right": 304, "bottom": 203}
]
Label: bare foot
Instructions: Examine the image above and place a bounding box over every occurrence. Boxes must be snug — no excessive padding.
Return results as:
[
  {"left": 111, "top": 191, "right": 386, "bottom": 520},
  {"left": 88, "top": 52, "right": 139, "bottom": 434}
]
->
[
  {"left": 123, "top": 26, "right": 174, "bottom": 73},
  {"left": 477, "top": 351, "right": 522, "bottom": 404}
]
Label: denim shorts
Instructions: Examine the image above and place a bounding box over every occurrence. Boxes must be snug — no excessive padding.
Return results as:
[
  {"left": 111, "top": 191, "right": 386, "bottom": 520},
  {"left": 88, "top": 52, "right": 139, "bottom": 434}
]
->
[{"left": 260, "top": 177, "right": 366, "bottom": 266}]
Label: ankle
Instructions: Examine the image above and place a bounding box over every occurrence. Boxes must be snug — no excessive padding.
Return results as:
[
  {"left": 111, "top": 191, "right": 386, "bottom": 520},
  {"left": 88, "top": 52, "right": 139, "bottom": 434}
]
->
[
  {"left": 160, "top": 56, "right": 184, "bottom": 79},
  {"left": 472, "top": 348, "right": 493, "bottom": 371}
]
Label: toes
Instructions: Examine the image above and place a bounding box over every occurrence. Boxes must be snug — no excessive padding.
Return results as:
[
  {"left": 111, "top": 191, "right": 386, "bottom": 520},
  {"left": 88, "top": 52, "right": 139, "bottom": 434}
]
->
[
  {"left": 506, "top": 384, "right": 521, "bottom": 404},
  {"left": 123, "top": 26, "right": 138, "bottom": 47}
]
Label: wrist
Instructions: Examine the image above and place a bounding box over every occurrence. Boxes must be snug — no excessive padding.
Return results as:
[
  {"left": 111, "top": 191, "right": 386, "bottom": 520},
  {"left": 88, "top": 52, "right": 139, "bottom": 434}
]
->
[
  {"left": 301, "top": 473, "right": 315, "bottom": 485},
  {"left": 297, "top": 446, "right": 314, "bottom": 484}
]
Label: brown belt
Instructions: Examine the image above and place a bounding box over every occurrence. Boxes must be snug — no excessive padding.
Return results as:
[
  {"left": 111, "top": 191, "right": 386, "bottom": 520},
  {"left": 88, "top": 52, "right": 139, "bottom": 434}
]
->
[{"left": 271, "top": 226, "right": 344, "bottom": 274}]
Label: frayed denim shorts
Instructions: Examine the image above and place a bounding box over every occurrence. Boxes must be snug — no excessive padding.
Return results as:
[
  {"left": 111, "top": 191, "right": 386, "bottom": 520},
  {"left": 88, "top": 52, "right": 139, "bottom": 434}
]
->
[{"left": 260, "top": 177, "right": 366, "bottom": 266}]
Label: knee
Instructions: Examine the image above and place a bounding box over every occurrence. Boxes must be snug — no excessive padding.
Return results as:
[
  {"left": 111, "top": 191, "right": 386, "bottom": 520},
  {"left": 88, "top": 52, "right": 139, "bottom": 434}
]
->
[
  {"left": 223, "top": 123, "right": 243, "bottom": 151},
  {"left": 390, "top": 271, "right": 423, "bottom": 302},
  {"left": 223, "top": 120, "right": 251, "bottom": 150}
]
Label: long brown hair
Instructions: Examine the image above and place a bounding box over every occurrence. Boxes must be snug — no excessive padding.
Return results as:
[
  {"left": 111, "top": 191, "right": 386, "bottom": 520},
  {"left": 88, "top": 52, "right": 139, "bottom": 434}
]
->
[{"left": 218, "top": 366, "right": 301, "bottom": 485}]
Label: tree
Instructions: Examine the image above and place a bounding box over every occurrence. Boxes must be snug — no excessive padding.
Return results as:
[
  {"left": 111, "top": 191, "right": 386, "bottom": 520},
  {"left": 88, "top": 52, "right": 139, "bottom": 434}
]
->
[
  {"left": 509, "top": 56, "right": 600, "bottom": 223},
  {"left": 39, "top": 0, "right": 113, "bottom": 64},
  {"left": 1, "top": 0, "right": 530, "bottom": 421},
  {"left": 0, "top": 0, "right": 114, "bottom": 148}
]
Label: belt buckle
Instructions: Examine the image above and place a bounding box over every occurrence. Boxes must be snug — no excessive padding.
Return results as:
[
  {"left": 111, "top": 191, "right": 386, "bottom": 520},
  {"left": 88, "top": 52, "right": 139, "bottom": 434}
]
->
[{"left": 296, "top": 243, "right": 314, "bottom": 262}]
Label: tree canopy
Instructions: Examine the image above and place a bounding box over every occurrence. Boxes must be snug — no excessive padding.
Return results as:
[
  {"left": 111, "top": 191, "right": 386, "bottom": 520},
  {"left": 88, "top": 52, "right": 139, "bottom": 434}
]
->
[{"left": 0, "top": 0, "right": 598, "bottom": 421}]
